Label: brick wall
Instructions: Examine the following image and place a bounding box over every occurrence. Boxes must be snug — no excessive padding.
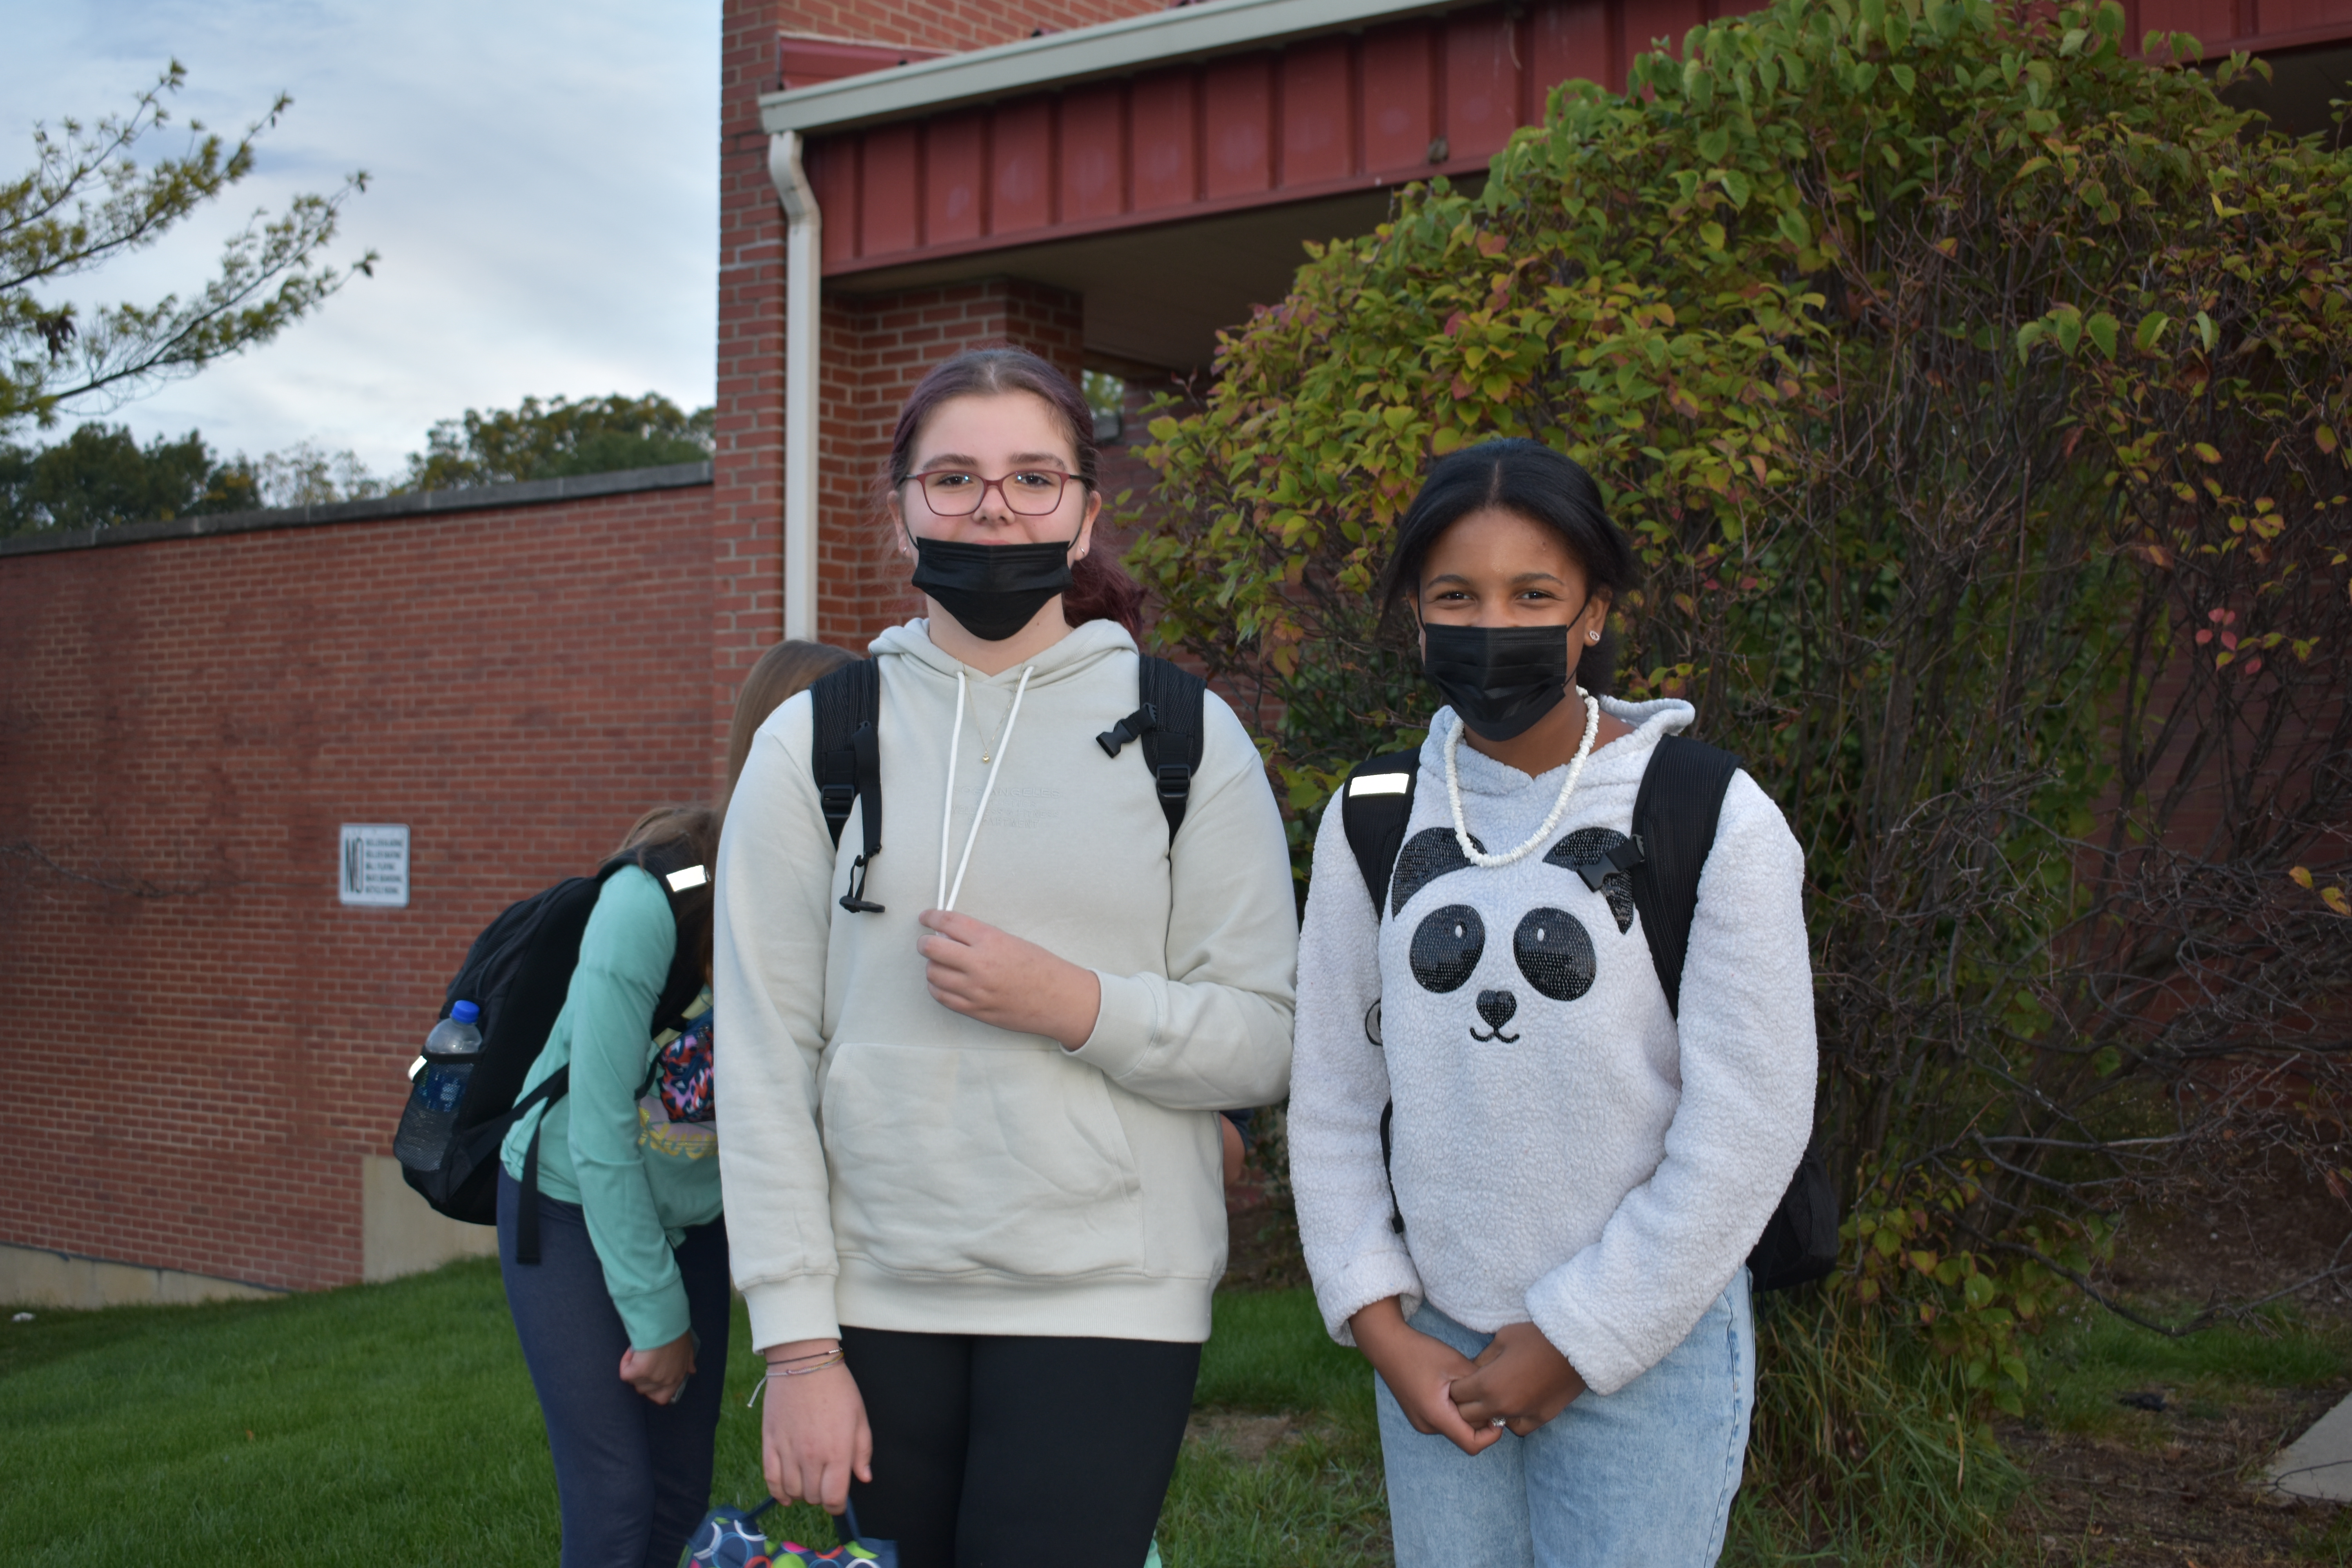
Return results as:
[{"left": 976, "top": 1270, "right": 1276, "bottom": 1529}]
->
[
  {"left": 771, "top": 0, "right": 1162, "bottom": 54},
  {"left": 718, "top": 0, "right": 1157, "bottom": 676},
  {"left": 713, "top": 0, "right": 795, "bottom": 764},
  {"left": 0, "top": 0, "right": 1172, "bottom": 1292},
  {"left": 0, "top": 485, "right": 714, "bottom": 1290}
]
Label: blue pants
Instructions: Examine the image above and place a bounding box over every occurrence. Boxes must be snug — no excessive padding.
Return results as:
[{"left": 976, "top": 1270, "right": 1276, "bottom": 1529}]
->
[
  {"left": 497, "top": 1170, "right": 732, "bottom": 1568},
  {"left": 1376, "top": 1273, "right": 1754, "bottom": 1568}
]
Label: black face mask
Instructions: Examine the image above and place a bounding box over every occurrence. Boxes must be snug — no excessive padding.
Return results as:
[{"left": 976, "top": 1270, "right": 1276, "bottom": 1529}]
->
[
  {"left": 1422, "top": 622, "right": 1576, "bottom": 742},
  {"left": 910, "top": 535, "right": 1075, "bottom": 642}
]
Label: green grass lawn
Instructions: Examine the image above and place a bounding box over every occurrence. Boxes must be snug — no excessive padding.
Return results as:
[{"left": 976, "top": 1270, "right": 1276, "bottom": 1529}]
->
[
  {"left": 2027, "top": 1303, "right": 2351, "bottom": 1439},
  {"left": 0, "top": 1260, "right": 1387, "bottom": 1567},
  {"left": 11, "top": 1259, "right": 2350, "bottom": 1566}
]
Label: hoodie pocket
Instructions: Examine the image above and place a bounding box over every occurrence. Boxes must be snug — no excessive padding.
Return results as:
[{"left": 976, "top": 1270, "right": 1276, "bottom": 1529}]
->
[{"left": 819, "top": 1040, "right": 1147, "bottom": 1279}]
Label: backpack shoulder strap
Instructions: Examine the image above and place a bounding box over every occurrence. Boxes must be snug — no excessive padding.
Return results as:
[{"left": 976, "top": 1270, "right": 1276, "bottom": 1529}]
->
[
  {"left": 605, "top": 838, "right": 712, "bottom": 1036},
  {"left": 1627, "top": 733, "right": 1742, "bottom": 1018},
  {"left": 1343, "top": 743, "right": 1424, "bottom": 1240},
  {"left": 808, "top": 659, "right": 884, "bottom": 913},
  {"left": 1135, "top": 655, "right": 1206, "bottom": 841},
  {"left": 1339, "top": 749, "right": 1423, "bottom": 919}
]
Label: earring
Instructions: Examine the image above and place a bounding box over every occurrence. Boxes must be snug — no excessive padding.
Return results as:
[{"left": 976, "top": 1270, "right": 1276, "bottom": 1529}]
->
[{"left": 1587, "top": 630, "right": 1601, "bottom": 643}]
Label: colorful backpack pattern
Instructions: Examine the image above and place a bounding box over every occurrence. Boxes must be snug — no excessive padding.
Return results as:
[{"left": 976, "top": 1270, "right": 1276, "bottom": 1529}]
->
[
  {"left": 655, "top": 996, "right": 716, "bottom": 1122},
  {"left": 686, "top": 1499, "right": 897, "bottom": 1568},
  {"left": 639, "top": 991, "right": 717, "bottom": 1157}
]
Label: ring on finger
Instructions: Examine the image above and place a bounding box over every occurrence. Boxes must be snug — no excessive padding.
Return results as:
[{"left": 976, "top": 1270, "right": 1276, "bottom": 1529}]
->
[{"left": 1491, "top": 1416, "right": 1506, "bottom": 1428}]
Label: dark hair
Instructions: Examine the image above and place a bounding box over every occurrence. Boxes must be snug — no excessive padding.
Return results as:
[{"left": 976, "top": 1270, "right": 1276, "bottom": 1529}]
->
[
  {"left": 1062, "top": 550, "right": 1145, "bottom": 640},
  {"left": 725, "top": 639, "right": 858, "bottom": 804},
  {"left": 614, "top": 806, "right": 720, "bottom": 980},
  {"left": 1377, "top": 438, "right": 1636, "bottom": 695},
  {"left": 886, "top": 345, "right": 1100, "bottom": 494},
  {"left": 884, "top": 345, "right": 1146, "bottom": 639}
]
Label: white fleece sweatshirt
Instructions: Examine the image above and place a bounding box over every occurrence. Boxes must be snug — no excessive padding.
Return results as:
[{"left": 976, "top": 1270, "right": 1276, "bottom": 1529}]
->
[
  {"left": 714, "top": 617, "right": 1298, "bottom": 1350},
  {"left": 1288, "top": 698, "right": 1816, "bottom": 1396}
]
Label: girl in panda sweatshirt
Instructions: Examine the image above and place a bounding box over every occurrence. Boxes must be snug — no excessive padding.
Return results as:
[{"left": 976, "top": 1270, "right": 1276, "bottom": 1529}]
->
[{"left": 1288, "top": 439, "right": 1817, "bottom": 1568}]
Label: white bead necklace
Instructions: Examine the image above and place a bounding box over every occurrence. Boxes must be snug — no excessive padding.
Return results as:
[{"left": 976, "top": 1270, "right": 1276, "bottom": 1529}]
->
[{"left": 1444, "top": 688, "right": 1602, "bottom": 869}]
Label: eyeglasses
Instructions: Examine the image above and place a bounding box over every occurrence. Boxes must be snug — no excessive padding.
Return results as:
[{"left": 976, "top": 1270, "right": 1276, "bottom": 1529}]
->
[{"left": 907, "top": 468, "right": 1078, "bottom": 517}]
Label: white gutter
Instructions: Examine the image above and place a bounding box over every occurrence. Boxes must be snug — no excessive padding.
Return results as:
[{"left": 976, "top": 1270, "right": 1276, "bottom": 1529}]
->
[
  {"left": 767, "top": 130, "right": 820, "bottom": 642},
  {"left": 760, "top": 0, "right": 1459, "bottom": 134}
]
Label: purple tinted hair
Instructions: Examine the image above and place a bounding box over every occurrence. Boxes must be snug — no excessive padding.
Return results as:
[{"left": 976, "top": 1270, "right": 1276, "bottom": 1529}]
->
[{"left": 885, "top": 346, "right": 1100, "bottom": 492}]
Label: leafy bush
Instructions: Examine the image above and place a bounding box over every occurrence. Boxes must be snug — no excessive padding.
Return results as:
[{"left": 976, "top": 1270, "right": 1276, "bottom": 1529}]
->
[
  {"left": 402, "top": 392, "right": 713, "bottom": 490},
  {"left": 1134, "top": 0, "right": 2352, "bottom": 1436},
  {"left": 0, "top": 422, "right": 258, "bottom": 533}
]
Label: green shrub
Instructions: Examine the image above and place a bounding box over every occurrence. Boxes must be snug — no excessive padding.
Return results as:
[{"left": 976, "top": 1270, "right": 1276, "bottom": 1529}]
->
[{"left": 1134, "top": 0, "right": 2352, "bottom": 1445}]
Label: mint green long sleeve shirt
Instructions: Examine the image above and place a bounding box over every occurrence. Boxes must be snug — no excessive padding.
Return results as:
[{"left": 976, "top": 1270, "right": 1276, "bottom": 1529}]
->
[{"left": 499, "top": 865, "right": 722, "bottom": 1349}]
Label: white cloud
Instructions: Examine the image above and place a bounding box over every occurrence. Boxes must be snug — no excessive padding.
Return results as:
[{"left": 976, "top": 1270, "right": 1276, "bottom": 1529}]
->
[{"left": 0, "top": 0, "right": 719, "bottom": 476}]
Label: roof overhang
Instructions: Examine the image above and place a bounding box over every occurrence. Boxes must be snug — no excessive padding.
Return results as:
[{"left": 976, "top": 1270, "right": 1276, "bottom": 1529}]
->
[{"left": 759, "top": 0, "right": 1463, "bottom": 135}]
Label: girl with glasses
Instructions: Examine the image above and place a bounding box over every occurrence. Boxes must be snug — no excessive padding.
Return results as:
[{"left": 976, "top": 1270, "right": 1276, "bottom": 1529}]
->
[{"left": 712, "top": 348, "right": 1298, "bottom": 1568}]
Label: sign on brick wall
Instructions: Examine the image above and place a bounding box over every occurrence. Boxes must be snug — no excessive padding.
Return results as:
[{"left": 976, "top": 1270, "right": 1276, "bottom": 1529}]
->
[{"left": 339, "top": 824, "right": 410, "bottom": 908}]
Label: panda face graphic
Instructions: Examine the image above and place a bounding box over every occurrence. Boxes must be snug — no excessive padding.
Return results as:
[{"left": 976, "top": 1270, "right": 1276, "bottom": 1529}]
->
[{"left": 1385, "top": 824, "right": 1643, "bottom": 1046}]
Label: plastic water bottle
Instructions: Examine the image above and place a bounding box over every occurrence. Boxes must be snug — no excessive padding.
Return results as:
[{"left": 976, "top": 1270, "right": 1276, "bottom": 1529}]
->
[
  {"left": 425, "top": 1001, "right": 484, "bottom": 1062},
  {"left": 394, "top": 1002, "right": 483, "bottom": 1172}
]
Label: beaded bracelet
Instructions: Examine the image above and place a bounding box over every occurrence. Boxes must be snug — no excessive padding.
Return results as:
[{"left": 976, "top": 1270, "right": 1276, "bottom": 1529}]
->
[{"left": 746, "top": 1348, "right": 846, "bottom": 1406}]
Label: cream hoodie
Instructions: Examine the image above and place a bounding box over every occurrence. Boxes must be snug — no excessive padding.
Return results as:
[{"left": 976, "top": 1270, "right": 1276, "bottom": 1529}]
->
[{"left": 714, "top": 616, "right": 1298, "bottom": 1349}]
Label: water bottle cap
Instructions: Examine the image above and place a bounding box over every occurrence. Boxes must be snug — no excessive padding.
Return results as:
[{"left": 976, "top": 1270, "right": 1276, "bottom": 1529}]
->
[{"left": 451, "top": 1001, "right": 481, "bottom": 1025}]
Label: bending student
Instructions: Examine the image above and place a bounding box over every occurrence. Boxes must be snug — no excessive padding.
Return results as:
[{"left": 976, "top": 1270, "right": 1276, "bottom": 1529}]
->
[
  {"left": 713, "top": 347, "right": 1298, "bottom": 1568},
  {"left": 495, "top": 640, "right": 849, "bottom": 1568}
]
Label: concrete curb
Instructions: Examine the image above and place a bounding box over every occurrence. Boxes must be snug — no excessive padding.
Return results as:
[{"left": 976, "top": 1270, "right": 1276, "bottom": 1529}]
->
[
  {"left": 2269, "top": 1390, "right": 2352, "bottom": 1502},
  {"left": 0, "top": 1241, "right": 286, "bottom": 1309}
]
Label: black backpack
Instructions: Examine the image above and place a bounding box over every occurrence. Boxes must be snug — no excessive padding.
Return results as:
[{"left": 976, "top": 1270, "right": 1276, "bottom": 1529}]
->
[
  {"left": 807, "top": 653, "right": 1206, "bottom": 912},
  {"left": 1339, "top": 733, "right": 1840, "bottom": 1293},
  {"left": 393, "top": 838, "right": 710, "bottom": 1262}
]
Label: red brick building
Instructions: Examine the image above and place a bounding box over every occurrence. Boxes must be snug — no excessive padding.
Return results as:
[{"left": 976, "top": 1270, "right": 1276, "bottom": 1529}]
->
[{"left": 5, "top": 0, "right": 2349, "bottom": 1301}]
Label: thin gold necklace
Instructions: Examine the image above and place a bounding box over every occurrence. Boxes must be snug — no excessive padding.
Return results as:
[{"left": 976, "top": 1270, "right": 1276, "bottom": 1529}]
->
[{"left": 976, "top": 691, "right": 1015, "bottom": 764}]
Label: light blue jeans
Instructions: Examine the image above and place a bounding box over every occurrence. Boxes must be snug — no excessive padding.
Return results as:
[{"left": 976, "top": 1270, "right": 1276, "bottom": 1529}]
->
[{"left": 1375, "top": 1272, "right": 1754, "bottom": 1568}]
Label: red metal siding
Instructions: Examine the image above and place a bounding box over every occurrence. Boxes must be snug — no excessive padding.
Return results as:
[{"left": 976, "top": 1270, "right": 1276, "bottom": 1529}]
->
[
  {"left": 925, "top": 111, "right": 987, "bottom": 244},
  {"left": 993, "top": 97, "right": 1056, "bottom": 234},
  {"left": 2138, "top": 0, "right": 2238, "bottom": 45},
  {"left": 1621, "top": 0, "right": 1708, "bottom": 60},
  {"left": 1531, "top": 0, "right": 1621, "bottom": 97},
  {"left": 1447, "top": 10, "right": 1523, "bottom": 160},
  {"left": 1204, "top": 54, "right": 1275, "bottom": 198},
  {"left": 1060, "top": 83, "right": 1127, "bottom": 221},
  {"left": 1281, "top": 36, "right": 1355, "bottom": 185},
  {"left": 2271, "top": 0, "right": 2352, "bottom": 34},
  {"left": 809, "top": 136, "right": 860, "bottom": 268},
  {"left": 1361, "top": 20, "right": 1439, "bottom": 172},
  {"left": 801, "top": 0, "right": 2352, "bottom": 278},
  {"left": 860, "top": 123, "right": 922, "bottom": 256},
  {"left": 1130, "top": 68, "right": 1199, "bottom": 211},
  {"left": 809, "top": 0, "right": 1654, "bottom": 276}
]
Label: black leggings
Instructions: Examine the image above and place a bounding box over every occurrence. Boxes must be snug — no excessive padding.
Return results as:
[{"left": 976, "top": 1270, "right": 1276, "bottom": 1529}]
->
[{"left": 841, "top": 1327, "right": 1201, "bottom": 1568}]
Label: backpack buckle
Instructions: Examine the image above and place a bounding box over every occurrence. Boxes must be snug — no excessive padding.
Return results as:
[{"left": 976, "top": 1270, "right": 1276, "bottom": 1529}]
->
[
  {"left": 1155, "top": 762, "right": 1191, "bottom": 803},
  {"left": 838, "top": 853, "right": 884, "bottom": 915},
  {"left": 1096, "top": 704, "right": 1159, "bottom": 759},
  {"left": 1572, "top": 836, "right": 1646, "bottom": 891},
  {"left": 819, "top": 783, "right": 857, "bottom": 822}
]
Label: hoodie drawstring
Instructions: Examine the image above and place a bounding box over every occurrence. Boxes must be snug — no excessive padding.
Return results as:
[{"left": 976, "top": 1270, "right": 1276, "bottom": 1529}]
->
[{"left": 936, "top": 665, "right": 1034, "bottom": 914}]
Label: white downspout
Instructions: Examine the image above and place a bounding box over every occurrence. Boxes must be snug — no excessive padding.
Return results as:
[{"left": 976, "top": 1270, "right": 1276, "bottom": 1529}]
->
[{"left": 768, "top": 130, "right": 820, "bottom": 642}]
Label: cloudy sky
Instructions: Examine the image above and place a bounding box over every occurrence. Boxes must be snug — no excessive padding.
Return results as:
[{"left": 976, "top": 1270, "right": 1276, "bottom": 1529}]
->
[{"left": 2, "top": 0, "right": 719, "bottom": 479}]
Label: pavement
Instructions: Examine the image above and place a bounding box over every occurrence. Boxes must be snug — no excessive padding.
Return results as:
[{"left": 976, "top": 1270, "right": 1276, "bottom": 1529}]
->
[{"left": 2269, "top": 1390, "right": 2352, "bottom": 1502}]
